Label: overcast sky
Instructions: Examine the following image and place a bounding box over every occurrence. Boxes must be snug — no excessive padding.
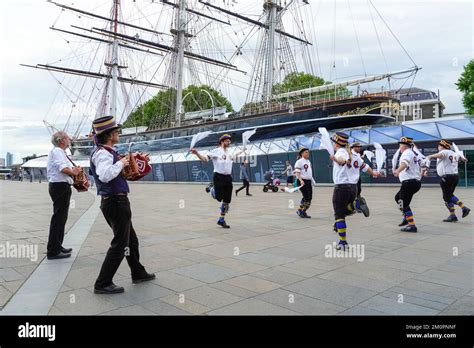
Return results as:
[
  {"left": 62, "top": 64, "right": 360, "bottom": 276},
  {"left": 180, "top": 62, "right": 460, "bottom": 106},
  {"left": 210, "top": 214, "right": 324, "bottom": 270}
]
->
[{"left": 0, "top": 0, "right": 472, "bottom": 163}]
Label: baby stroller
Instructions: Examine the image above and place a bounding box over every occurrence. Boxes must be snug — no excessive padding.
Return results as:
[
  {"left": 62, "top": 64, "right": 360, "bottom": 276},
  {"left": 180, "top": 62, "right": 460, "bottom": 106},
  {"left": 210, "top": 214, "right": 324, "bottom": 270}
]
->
[{"left": 262, "top": 170, "right": 281, "bottom": 192}]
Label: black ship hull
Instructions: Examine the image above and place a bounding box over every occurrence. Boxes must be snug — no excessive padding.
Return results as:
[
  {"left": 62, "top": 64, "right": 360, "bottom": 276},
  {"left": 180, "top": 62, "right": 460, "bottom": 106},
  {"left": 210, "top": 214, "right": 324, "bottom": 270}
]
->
[{"left": 71, "top": 95, "right": 397, "bottom": 156}]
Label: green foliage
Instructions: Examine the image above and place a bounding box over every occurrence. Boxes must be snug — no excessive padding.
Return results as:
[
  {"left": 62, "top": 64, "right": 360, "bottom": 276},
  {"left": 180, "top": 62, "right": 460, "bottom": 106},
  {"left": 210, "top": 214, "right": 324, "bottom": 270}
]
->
[
  {"left": 123, "top": 85, "right": 233, "bottom": 129},
  {"left": 271, "top": 72, "right": 351, "bottom": 102},
  {"left": 455, "top": 59, "right": 474, "bottom": 115},
  {"left": 272, "top": 72, "right": 326, "bottom": 95}
]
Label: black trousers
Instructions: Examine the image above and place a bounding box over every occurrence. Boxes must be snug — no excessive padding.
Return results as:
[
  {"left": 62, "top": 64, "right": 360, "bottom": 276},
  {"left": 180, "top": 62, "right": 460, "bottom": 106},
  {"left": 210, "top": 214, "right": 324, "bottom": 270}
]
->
[
  {"left": 236, "top": 179, "right": 250, "bottom": 195},
  {"left": 394, "top": 179, "right": 421, "bottom": 213},
  {"left": 356, "top": 177, "right": 362, "bottom": 197},
  {"left": 213, "top": 172, "right": 233, "bottom": 204},
  {"left": 440, "top": 174, "right": 459, "bottom": 203},
  {"left": 332, "top": 184, "right": 357, "bottom": 219},
  {"left": 300, "top": 179, "right": 313, "bottom": 202},
  {"left": 47, "top": 182, "right": 72, "bottom": 256},
  {"left": 95, "top": 195, "right": 146, "bottom": 288}
]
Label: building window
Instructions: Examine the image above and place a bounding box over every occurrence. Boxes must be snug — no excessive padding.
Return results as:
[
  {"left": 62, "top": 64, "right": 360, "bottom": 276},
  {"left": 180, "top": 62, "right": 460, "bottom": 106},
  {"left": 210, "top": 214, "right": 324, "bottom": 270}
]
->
[{"left": 413, "top": 108, "right": 423, "bottom": 120}]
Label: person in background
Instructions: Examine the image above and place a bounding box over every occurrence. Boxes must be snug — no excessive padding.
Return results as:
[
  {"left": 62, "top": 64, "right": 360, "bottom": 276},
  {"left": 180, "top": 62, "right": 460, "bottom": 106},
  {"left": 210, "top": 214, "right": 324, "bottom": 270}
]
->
[
  {"left": 236, "top": 159, "right": 252, "bottom": 196},
  {"left": 283, "top": 160, "right": 294, "bottom": 188},
  {"left": 46, "top": 131, "right": 81, "bottom": 260}
]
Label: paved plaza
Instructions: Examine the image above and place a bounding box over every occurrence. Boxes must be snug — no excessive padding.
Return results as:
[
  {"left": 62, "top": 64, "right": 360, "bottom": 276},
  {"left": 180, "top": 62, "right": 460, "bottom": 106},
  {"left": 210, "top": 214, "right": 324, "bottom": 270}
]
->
[{"left": 0, "top": 181, "right": 473, "bottom": 315}]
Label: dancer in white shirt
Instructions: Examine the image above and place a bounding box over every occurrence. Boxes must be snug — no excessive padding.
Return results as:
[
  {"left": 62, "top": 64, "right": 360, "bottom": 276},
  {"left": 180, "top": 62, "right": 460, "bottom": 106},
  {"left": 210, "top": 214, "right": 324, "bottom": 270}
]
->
[
  {"left": 294, "top": 147, "right": 315, "bottom": 218},
  {"left": 426, "top": 139, "right": 470, "bottom": 222},
  {"left": 393, "top": 136, "right": 423, "bottom": 232},
  {"left": 329, "top": 132, "right": 380, "bottom": 250},
  {"left": 192, "top": 134, "right": 245, "bottom": 228}
]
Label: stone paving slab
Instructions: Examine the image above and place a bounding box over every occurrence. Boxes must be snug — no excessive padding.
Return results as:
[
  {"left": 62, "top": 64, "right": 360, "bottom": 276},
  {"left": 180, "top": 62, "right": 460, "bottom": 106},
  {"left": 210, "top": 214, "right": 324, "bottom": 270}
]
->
[{"left": 1, "top": 182, "right": 473, "bottom": 315}]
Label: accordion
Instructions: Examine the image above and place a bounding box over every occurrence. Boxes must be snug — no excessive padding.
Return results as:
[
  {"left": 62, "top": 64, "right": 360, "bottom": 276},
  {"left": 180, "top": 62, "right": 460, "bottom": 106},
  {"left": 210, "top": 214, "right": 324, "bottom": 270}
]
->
[
  {"left": 66, "top": 156, "right": 89, "bottom": 192},
  {"left": 73, "top": 168, "right": 90, "bottom": 192},
  {"left": 122, "top": 152, "right": 151, "bottom": 181}
]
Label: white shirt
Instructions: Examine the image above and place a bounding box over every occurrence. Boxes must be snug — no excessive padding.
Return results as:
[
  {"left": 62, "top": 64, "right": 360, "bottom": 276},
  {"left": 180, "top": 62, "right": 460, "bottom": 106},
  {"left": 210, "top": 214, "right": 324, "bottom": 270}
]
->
[
  {"left": 436, "top": 149, "right": 459, "bottom": 176},
  {"left": 398, "top": 149, "right": 422, "bottom": 182},
  {"left": 47, "top": 147, "right": 74, "bottom": 184},
  {"left": 285, "top": 164, "right": 293, "bottom": 176},
  {"left": 294, "top": 158, "right": 313, "bottom": 180},
  {"left": 347, "top": 150, "right": 369, "bottom": 184},
  {"left": 332, "top": 148, "right": 352, "bottom": 184},
  {"left": 207, "top": 147, "right": 234, "bottom": 175},
  {"left": 91, "top": 147, "right": 124, "bottom": 183}
]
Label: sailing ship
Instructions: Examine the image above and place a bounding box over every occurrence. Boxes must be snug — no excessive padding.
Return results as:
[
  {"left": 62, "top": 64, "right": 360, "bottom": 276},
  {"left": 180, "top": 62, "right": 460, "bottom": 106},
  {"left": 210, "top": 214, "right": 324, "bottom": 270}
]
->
[{"left": 23, "top": 0, "right": 420, "bottom": 157}]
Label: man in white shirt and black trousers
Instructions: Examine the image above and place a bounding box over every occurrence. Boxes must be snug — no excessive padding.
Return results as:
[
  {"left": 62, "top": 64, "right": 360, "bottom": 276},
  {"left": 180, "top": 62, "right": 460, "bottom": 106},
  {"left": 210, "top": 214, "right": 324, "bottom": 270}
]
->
[
  {"left": 329, "top": 132, "right": 380, "bottom": 250},
  {"left": 46, "top": 131, "right": 82, "bottom": 259},
  {"left": 426, "top": 139, "right": 470, "bottom": 222},
  {"left": 393, "top": 136, "right": 424, "bottom": 233},
  {"left": 294, "top": 147, "right": 315, "bottom": 218},
  {"left": 191, "top": 134, "right": 245, "bottom": 228},
  {"left": 89, "top": 116, "right": 155, "bottom": 294}
]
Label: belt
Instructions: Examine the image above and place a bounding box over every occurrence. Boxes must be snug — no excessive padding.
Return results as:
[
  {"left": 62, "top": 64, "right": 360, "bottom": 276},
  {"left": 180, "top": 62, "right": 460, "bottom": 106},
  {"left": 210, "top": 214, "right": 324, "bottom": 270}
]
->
[
  {"left": 402, "top": 179, "right": 420, "bottom": 183},
  {"left": 335, "top": 184, "right": 356, "bottom": 188},
  {"left": 442, "top": 174, "right": 458, "bottom": 178},
  {"left": 102, "top": 193, "right": 128, "bottom": 199},
  {"left": 49, "top": 182, "right": 71, "bottom": 186}
]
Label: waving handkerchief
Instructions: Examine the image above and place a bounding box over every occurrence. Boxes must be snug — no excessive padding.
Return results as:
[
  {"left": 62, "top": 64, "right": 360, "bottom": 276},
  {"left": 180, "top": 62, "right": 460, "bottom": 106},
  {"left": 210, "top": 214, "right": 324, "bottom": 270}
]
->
[
  {"left": 318, "top": 127, "right": 334, "bottom": 156},
  {"left": 242, "top": 129, "right": 257, "bottom": 149},
  {"left": 452, "top": 142, "right": 465, "bottom": 160},
  {"left": 363, "top": 150, "right": 374, "bottom": 162},
  {"left": 373, "top": 142, "right": 387, "bottom": 173},
  {"left": 190, "top": 131, "right": 212, "bottom": 150}
]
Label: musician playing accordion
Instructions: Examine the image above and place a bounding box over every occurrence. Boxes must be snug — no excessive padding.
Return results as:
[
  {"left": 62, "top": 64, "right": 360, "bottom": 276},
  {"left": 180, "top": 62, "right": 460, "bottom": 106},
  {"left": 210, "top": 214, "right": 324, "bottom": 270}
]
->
[
  {"left": 46, "top": 131, "right": 81, "bottom": 260},
  {"left": 89, "top": 116, "right": 155, "bottom": 295}
]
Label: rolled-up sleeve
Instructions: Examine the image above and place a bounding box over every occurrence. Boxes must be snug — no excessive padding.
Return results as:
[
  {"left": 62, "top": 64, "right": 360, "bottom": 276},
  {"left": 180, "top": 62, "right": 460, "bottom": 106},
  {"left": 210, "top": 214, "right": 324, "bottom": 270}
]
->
[{"left": 93, "top": 150, "right": 124, "bottom": 183}]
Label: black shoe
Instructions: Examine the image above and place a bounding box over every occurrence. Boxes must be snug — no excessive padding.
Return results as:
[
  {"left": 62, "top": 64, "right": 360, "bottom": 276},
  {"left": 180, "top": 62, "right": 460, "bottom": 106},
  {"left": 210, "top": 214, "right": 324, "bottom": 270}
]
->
[
  {"left": 333, "top": 223, "right": 337, "bottom": 233},
  {"left": 443, "top": 216, "right": 458, "bottom": 223},
  {"left": 61, "top": 247, "right": 73, "bottom": 253},
  {"left": 336, "top": 241, "right": 349, "bottom": 251},
  {"left": 94, "top": 283, "right": 124, "bottom": 294},
  {"left": 246, "top": 194, "right": 252, "bottom": 196},
  {"left": 47, "top": 251, "right": 71, "bottom": 260},
  {"left": 462, "top": 207, "right": 470, "bottom": 218},
  {"left": 400, "top": 225, "right": 417, "bottom": 233},
  {"left": 235, "top": 190, "right": 238, "bottom": 197},
  {"left": 303, "top": 213, "right": 311, "bottom": 218},
  {"left": 398, "top": 218, "right": 408, "bottom": 227},
  {"left": 358, "top": 197, "right": 370, "bottom": 217},
  {"left": 132, "top": 272, "right": 156, "bottom": 284},
  {"left": 217, "top": 220, "right": 230, "bottom": 228}
]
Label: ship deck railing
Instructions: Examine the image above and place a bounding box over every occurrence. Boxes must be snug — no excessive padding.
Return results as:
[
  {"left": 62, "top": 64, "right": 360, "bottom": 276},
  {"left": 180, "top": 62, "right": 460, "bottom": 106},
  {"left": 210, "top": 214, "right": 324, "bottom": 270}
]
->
[{"left": 242, "top": 90, "right": 392, "bottom": 117}]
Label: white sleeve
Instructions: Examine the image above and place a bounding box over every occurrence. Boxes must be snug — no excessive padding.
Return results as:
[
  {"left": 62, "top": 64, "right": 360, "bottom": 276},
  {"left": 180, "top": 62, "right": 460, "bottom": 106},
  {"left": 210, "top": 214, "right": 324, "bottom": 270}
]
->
[
  {"left": 400, "top": 151, "right": 413, "bottom": 166},
  {"left": 335, "top": 149, "right": 349, "bottom": 162},
  {"left": 93, "top": 149, "right": 124, "bottom": 183},
  {"left": 293, "top": 160, "right": 302, "bottom": 173},
  {"left": 439, "top": 150, "right": 448, "bottom": 159},
  {"left": 53, "top": 148, "right": 71, "bottom": 172},
  {"left": 207, "top": 149, "right": 219, "bottom": 160}
]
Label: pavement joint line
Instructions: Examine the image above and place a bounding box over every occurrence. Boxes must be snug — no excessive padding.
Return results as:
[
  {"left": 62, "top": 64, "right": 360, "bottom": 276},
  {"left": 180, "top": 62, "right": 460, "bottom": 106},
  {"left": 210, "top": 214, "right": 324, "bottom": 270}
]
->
[{"left": 0, "top": 192, "right": 100, "bottom": 315}]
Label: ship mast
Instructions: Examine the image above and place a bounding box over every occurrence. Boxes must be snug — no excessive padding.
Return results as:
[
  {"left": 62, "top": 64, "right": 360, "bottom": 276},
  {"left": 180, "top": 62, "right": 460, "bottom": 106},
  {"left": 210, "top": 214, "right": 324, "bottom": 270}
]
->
[
  {"left": 109, "top": 0, "right": 120, "bottom": 118},
  {"left": 175, "top": 0, "right": 187, "bottom": 127},
  {"left": 263, "top": 0, "right": 278, "bottom": 105}
]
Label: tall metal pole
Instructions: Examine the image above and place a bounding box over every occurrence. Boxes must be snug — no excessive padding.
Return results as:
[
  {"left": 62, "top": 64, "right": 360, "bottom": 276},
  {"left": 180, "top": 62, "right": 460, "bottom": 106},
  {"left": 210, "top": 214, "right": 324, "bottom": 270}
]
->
[
  {"left": 175, "top": 0, "right": 187, "bottom": 127},
  {"left": 109, "top": 0, "right": 119, "bottom": 117},
  {"left": 264, "top": 0, "right": 277, "bottom": 105}
]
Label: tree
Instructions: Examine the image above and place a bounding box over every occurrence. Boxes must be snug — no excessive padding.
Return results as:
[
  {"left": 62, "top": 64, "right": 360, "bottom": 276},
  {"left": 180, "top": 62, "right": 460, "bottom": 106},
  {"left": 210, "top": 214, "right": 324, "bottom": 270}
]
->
[
  {"left": 123, "top": 84, "right": 234, "bottom": 129},
  {"left": 271, "top": 72, "right": 351, "bottom": 102},
  {"left": 456, "top": 59, "right": 474, "bottom": 115},
  {"left": 272, "top": 72, "right": 326, "bottom": 95}
]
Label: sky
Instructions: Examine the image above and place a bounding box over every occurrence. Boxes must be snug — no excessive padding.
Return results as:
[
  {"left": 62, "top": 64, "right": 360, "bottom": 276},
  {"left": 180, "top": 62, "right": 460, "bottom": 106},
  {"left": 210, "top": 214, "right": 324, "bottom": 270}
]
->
[{"left": 0, "top": 0, "right": 472, "bottom": 163}]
